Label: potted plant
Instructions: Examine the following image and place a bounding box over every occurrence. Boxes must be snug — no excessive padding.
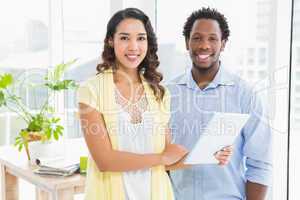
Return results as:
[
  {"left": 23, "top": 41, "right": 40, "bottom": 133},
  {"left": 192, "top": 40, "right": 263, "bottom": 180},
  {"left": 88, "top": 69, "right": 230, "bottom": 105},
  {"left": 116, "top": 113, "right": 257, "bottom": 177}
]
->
[{"left": 0, "top": 59, "right": 78, "bottom": 161}]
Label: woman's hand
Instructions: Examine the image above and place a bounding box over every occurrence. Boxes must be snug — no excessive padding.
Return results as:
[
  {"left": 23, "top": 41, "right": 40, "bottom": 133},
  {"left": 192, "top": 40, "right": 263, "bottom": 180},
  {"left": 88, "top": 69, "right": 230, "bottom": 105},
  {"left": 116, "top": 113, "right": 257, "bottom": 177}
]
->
[
  {"left": 214, "top": 145, "right": 234, "bottom": 166},
  {"left": 161, "top": 144, "right": 189, "bottom": 166}
]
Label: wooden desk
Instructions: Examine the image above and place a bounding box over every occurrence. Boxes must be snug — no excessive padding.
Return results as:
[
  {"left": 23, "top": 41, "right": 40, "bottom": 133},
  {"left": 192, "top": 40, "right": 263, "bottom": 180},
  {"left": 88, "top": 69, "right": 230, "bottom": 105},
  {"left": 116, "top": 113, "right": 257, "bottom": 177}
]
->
[{"left": 0, "top": 138, "right": 87, "bottom": 200}]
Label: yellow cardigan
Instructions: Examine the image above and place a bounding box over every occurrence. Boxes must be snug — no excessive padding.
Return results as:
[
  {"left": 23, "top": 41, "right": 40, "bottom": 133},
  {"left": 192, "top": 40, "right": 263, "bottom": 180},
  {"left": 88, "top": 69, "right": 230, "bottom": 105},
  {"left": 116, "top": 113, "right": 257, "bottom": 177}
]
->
[{"left": 77, "top": 69, "right": 174, "bottom": 200}]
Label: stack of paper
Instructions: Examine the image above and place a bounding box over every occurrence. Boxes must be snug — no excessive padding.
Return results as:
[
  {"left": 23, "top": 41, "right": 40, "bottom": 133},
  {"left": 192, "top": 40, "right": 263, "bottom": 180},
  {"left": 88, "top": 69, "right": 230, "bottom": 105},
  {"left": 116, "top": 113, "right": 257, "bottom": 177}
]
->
[
  {"left": 33, "top": 163, "right": 79, "bottom": 176},
  {"left": 32, "top": 138, "right": 88, "bottom": 176}
]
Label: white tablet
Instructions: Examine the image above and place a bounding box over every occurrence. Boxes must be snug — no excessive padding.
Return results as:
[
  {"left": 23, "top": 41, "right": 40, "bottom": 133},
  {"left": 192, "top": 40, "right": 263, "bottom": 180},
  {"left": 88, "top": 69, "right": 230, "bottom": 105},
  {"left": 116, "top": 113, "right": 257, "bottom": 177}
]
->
[{"left": 184, "top": 112, "right": 250, "bottom": 164}]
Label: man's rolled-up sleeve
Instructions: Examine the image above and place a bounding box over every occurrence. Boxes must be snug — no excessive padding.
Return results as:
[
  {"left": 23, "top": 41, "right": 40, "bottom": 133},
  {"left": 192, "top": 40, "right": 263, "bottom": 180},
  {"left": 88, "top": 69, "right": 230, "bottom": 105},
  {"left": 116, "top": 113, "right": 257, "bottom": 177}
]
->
[
  {"left": 245, "top": 158, "right": 272, "bottom": 186},
  {"left": 242, "top": 92, "right": 273, "bottom": 186}
]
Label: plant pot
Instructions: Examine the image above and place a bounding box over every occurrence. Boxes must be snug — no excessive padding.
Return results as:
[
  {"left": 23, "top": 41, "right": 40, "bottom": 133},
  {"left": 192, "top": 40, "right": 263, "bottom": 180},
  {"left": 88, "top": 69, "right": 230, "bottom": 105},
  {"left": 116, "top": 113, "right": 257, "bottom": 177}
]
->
[{"left": 27, "top": 140, "right": 65, "bottom": 165}]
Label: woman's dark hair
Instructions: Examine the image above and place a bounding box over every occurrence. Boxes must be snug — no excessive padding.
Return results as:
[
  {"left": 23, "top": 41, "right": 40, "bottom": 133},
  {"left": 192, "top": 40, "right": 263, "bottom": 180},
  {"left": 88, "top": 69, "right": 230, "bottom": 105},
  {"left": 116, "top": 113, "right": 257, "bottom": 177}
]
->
[
  {"left": 183, "top": 7, "right": 230, "bottom": 42},
  {"left": 96, "top": 8, "right": 165, "bottom": 102}
]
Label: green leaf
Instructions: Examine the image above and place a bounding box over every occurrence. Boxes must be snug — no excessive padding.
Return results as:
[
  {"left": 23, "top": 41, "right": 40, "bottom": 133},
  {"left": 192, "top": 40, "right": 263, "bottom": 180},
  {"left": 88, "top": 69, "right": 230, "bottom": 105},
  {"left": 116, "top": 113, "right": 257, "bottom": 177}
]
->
[
  {"left": 46, "top": 59, "right": 77, "bottom": 82},
  {"left": 55, "top": 59, "right": 77, "bottom": 80},
  {"left": 46, "top": 106, "right": 55, "bottom": 113},
  {"left": 52, "top": 117, "right": 60, "bottom": 123},
  {"left": 56, "top": 125, "right": 64, "bottom": 136},
  {"left": 27, "top": 114, "right": 46, "bottom": 132},
  {"left": 15, "top": 136, "right": 22, "bottom": 142},
  {"left": 45, "top": 80, "right": 78, "bottom": 91},
  {"left": 45, "top": 128, "right": 51, "bottom": 140},
  {"left": 53, "top": 131, "right": 59, "bottom": 140},
  {"left": 18, "top": 144, "right": 23, "bottom": 151},
  {"left": 14, "top": 136, "right": 23, "bottom": 146},
  {"left": 0, "top": 91, "right": 6, "bottom": 106},
  {"left": 0, "top": 74, "right": 13, "bottom": 89},
  {"left": 66, "top": 80, "right": 78, "bottom": 89},
  {"left": 20, "top": 130, "right": 29, "bottom": 138},
  {"left": 53, "top": 63, "right": 65, "bottom": 81},
  {"left": 44, "top": 83, "right": 54, "bottom": 90}
]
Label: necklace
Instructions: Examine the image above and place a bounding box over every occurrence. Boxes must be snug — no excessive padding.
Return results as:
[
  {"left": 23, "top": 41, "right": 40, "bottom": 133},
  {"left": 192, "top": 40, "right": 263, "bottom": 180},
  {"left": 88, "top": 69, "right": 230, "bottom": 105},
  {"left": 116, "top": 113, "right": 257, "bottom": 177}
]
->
[{"left": 114, "top": 88, "right": 148, "bottom": 124}]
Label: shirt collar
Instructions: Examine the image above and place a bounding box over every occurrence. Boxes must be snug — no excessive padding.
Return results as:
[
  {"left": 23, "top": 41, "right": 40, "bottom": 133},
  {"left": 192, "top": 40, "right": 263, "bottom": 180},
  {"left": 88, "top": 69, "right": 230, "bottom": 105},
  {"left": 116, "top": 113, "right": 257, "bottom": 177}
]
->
[{"left": 176, "top": 63, "right": 235, "bottom": 90}]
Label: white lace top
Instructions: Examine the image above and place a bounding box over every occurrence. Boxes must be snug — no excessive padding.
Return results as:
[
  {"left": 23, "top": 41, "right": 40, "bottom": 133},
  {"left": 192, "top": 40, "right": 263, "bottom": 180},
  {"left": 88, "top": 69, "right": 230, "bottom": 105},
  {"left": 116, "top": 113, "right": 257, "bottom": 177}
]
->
[{"left": 115, "top": 88, "right": 154, "bottom": 200}]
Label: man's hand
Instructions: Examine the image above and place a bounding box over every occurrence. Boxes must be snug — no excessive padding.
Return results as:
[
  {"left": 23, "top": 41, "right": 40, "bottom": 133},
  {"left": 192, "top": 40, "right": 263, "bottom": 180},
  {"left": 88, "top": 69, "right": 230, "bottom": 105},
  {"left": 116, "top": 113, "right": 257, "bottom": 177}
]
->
[{"left": 214, "top": 145, "right": 233, "bottom": 166}]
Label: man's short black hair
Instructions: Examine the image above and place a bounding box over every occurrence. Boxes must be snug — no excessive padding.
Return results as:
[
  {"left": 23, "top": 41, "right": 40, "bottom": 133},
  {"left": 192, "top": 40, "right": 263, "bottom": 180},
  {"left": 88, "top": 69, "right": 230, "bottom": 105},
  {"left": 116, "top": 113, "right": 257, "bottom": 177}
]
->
[{"left": 183, "top": 7, "right": 230, "bottom": 42}]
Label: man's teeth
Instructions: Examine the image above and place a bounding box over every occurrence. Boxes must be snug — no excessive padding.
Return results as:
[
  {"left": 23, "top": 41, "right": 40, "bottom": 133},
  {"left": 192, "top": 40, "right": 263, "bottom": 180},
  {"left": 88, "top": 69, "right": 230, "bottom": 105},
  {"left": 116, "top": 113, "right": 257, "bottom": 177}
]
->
[{"left": 198, "top": 55, "right": 210, "bottom": 59}]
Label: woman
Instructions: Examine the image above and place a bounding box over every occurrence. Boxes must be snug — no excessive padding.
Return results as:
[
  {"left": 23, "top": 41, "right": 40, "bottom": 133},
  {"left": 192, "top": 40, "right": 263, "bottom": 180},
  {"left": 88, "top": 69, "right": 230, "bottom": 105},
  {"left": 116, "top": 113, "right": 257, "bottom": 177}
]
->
[{"left": 77, "top": 8, "right": 232, "bottom": 200}]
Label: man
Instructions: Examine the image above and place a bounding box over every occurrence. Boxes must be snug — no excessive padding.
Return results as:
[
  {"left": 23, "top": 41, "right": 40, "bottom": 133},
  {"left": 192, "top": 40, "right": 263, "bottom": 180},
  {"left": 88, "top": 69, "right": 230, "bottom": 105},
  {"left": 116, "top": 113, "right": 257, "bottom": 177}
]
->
[{"left": 168, "top": 7, "right": 272, "bottom": 200}]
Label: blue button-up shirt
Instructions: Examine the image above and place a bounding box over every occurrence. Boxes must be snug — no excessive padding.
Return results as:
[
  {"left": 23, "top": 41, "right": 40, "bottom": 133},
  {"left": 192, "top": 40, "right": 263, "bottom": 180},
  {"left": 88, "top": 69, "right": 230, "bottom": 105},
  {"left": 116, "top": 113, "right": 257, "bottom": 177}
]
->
[{"left": 167, "top": 66, "right": 272, "bottom": 200}]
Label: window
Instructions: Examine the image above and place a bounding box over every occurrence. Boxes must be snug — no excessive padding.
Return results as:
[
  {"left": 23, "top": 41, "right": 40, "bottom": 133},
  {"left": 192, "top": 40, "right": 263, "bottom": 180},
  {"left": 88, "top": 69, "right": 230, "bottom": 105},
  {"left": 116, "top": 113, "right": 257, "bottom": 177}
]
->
[
  {"left": 258, "top": 47, "right": 267, "bottom": 65},
  {"left": 62, "top": 0, "right": 111, "bottom": 138},
  {"left": 295, "top": 85, "right": 300, "bottom": 93},
  {"left": 296, "top": 71, "right": 300, "bottom": 80},
  {"left": 247, "top": 48, "right": 256, "bottom": 65},
  {"left": 296, "top": 46, "right": 300, "bottom": 65},
  {"left": 0, "top": 0, "right": 49, "bottom": 143},
  {"left": 290, "top": 0, "right": 300, "bottom": 194},
  {"left": 0, "top": 0, "right": 113, "bottom": 141},
  {"left": 259, "top": 70, "right": 267, "bottom": 79}
]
